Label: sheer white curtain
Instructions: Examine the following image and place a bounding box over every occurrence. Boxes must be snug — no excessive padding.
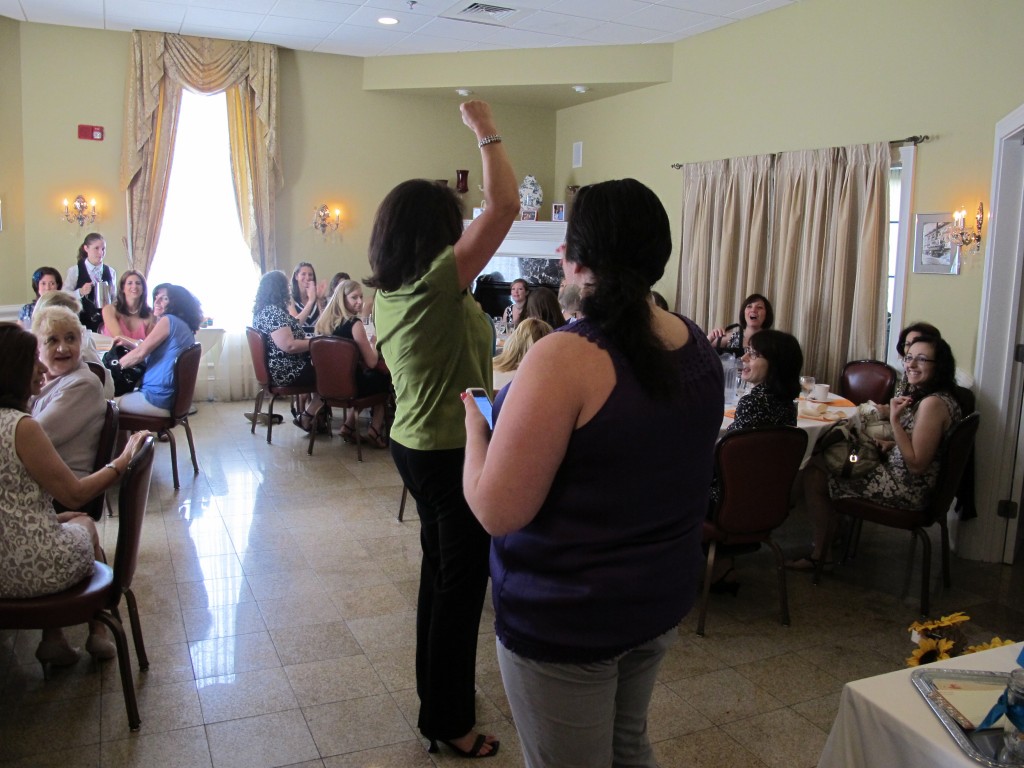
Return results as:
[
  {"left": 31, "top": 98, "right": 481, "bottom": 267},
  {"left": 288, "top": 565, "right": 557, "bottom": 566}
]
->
[{"left": 677, "top": 142, "right": 890, "bottom": 384}]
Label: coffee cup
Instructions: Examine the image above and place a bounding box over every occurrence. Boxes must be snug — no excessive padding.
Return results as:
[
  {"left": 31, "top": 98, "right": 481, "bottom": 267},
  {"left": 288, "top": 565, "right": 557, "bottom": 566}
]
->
[{"left": 811, "top": 383, "right": 830, "bottom": 401}]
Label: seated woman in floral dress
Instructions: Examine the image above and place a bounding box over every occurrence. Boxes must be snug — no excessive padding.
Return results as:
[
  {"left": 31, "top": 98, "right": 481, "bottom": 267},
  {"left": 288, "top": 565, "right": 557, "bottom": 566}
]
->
[
  {"left": 253, "top": 270, "right": 318, "bottom": 431},
  {"left": 727, "top": 329, "right": 802, "bottom": 432}
]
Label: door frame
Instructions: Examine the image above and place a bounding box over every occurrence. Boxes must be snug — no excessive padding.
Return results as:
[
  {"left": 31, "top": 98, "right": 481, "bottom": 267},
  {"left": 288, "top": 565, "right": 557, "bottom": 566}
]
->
[{"left": 969, "top": 101, "right": 1024, "bottom": 563}]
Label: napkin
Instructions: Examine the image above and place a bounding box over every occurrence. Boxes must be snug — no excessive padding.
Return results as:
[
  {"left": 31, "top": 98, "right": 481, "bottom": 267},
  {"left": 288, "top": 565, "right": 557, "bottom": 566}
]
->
[{"left": 798, "top": 401, "right": 843, "bottom": 422}]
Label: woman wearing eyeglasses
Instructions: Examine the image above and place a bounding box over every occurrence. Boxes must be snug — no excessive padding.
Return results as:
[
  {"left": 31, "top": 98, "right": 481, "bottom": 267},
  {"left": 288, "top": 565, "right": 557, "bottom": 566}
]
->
[
  {"left": 728, "top": 330, "right": 802, "bottom": 432},
  {"left": 792, "top": 335, "right": 963, "bottom": 571}
]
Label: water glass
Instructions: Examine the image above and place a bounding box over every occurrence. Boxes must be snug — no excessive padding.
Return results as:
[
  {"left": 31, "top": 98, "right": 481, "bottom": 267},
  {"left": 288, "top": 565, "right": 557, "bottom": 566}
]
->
[{"left": 800, "top": 375, "right": 815, "bottom": 397}]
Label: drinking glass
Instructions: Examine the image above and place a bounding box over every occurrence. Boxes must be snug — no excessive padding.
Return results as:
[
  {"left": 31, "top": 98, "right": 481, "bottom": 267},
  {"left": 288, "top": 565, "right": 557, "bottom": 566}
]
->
[{"left": 800, "top": 375, "right": 815, "bottom": 398}]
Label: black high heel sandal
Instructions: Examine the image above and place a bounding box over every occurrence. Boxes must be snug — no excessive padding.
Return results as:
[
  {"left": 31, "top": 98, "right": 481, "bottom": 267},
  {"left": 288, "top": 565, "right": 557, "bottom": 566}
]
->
[
  {"left": 428, "top": 735, "right": 500, "bottom": 759},
  {"left": 366, "top": 425, "right": 388, "bottom": 449},
  {"left": 339, "top": 423, "right": 356, "bottom": 443},
  {"left": 708, "top": 567, "right": 740, "bottom": 596}
]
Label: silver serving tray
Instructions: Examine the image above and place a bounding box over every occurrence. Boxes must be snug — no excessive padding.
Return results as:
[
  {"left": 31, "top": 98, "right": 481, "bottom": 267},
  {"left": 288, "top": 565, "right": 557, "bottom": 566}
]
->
[{"left": 911, "top": 668, "right": 1021, "bottom": 767}]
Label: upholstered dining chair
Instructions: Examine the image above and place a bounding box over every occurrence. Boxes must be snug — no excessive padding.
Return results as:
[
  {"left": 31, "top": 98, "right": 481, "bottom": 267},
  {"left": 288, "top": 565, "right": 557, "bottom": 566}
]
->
[
  {"left": 822, "top": 412, "right": 980, "bottom": 616},
  {"left": 839, "top": 359, "right": 898, "bottom": 405},
  {"left": 307, "top": 336, "right": 391, "bottom": 461},
  {"left": 86, "top": 360, "right": 107, "bottom": 386},
  {"left": 118, "top": 343, "right": 201, "bottom": 490},
  {"left": 54, "top": 400, "right": 119, "bottom": 521},
  {"left": 0, "top": 435, "right": 156, "bottom": 731},
  {"left": 698, "top": 426, "right": 808, "bottom": 637},
  {"left": 245, "top": 327, "right": 317, "bottom": 444}
]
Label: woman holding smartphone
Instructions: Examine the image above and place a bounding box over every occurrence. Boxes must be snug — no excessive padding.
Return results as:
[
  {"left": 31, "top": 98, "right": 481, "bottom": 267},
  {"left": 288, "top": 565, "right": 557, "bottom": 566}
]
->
[{"left": 368, "top": 100, "right": 518, "bottom": 759}]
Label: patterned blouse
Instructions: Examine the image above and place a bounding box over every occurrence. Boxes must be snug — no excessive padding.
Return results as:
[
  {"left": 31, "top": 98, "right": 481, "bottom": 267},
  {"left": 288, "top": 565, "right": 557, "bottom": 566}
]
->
[
  {"left": 253, "top": 304, "right": 309, "bottom": 385},
  {"left": 727, "top": 383, "right": 797, "bottom": 432}
]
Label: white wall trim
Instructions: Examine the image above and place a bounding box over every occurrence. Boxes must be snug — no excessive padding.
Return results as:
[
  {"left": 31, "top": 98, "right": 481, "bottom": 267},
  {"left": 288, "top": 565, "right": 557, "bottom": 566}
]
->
[{"left": 887, "top": 145, "right": 916, "bottom": 368}]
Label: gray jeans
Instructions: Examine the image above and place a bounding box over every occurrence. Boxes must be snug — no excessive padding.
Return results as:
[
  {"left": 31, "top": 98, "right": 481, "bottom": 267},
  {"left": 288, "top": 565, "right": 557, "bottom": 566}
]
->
[{"left": 496, "top": 628, "right": 677, "bottom": 768}]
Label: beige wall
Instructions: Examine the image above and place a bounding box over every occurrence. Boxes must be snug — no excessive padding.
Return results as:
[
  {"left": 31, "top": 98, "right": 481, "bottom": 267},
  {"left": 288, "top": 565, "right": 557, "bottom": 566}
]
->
[
  {"left": 0, "top": 16, "right": 26, "bottom": 303},
  {"left": 553, "top": 0, "right": 1024, "bottom": 370}
]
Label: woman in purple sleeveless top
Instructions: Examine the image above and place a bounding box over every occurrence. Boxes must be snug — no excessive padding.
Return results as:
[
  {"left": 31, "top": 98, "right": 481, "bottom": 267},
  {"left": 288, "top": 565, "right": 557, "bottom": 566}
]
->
[{"left": 463, "top": 179, "right": 723, "bottom": 767}]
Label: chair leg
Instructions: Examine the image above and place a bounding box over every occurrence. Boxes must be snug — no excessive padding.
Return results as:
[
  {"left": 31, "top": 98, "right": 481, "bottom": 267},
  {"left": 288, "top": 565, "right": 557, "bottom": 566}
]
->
[
  {"left": 123, "top": 588, "right": 149, "bottom": 670},
  {"left": 266, "top": 394, "right": 278, "bottom": 444},
  {"left": 182, "top": 419, "right": 199, "bottom": 476},
  {"left": 912, "top": 527, "right": 932, "bottom": 617},
  {"left": 841, "top": 517, "right": 864, "bottom": 563},
  {"left": 767, "top": 537, "right": 790, "bottom": 627},
  {"left": 397, "top": 485, "right": 408, "bottom": 522},
  {"left": 165, "top": 429, "right": 180, "bottom": 490},
  {"left": 939, "top": 519, "right": 952, "bottom": 588},
  {"left": 696, "top": 541, "right": 717, "bottom": 637},
  {"left": 93, "top": 611, "right": 140, "bottom": 731},
  {"left": 250, "top": 387, "right": 265, "bottom": 436}
]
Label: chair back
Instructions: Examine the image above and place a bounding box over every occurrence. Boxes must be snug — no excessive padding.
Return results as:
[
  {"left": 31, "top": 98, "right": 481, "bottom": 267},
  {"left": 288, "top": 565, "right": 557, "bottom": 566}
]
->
[
  {"left": 170, "top": 343, "right": 202, "bottom": 421},
  {"left": 839, "top": 359, "right": 898, "bottom": 405},
  {"left": 924, "top": 412, "right": 980, "bottom": 524},
  {"left": 111, "top": 435, "right": 155, "bottom": 597},
  {"left": 245, "top": 327, "right": 271, "bottom": 387},
  {"left": 712, "top": 426, "right": 808, "bottom": 541},
  {"left": 86, "top": 360, "right": 106, "bottom": 385},
  {"left": 310, "top": 336, "right": 360, "bottom": 401}
]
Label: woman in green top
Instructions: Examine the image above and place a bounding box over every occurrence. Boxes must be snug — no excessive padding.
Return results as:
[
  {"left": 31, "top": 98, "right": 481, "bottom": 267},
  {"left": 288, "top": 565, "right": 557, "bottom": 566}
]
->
[{"left": 367, "top": 100, "right": 518, "bottom": 759}]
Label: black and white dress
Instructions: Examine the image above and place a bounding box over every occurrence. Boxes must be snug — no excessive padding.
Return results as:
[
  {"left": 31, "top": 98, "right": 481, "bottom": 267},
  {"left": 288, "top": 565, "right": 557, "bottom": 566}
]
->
[
  {"left": 253, "top": 304, "right": 314, "bottom": 386},
  {"left": 727, "top": 383, "right": 797, "bottom": 432}
]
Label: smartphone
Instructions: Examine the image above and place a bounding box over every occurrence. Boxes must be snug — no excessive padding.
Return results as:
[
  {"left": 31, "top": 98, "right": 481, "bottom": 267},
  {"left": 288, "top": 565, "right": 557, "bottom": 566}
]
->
[{"left": 467, "top": 387, "right": 494, "bottom": 429}]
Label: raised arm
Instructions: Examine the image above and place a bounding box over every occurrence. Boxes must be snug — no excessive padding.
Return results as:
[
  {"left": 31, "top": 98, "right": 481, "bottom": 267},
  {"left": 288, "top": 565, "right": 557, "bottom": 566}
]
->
[
  {"left": 889, "top": 395, "right": 953, "bottom": 474},
  {"left": 453, "top": 101, "right": 519, "bottom": 291}
]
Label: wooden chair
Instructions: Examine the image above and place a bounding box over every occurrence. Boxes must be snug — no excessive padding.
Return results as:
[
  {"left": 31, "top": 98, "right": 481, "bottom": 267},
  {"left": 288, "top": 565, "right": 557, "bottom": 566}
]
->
[
  {"left": 307, "top": 336, "right": 390, "bottom": 461},
  {"left": 825, "top": 412, "right": 980, "bottom": 616},
  {"left": 86, "top": 360, "right": 106, "bottom": 386},
  {"left": 698, "top": 426, "right": 808, "bottom": 637},
  {"left": 54, "top": 400, "right": 119, "bottom": 520},
  {"left": 839, "top": 359, "right": 898, "bottom": 405},
  {"left": 118, "top": 343, "right": 201, "bottom": 489},
  {"left": 245, "top": 327, "right": 316, "bottom": 444},
  {"left": 0, "top": 436, "right": 156, "bottom": 731}
]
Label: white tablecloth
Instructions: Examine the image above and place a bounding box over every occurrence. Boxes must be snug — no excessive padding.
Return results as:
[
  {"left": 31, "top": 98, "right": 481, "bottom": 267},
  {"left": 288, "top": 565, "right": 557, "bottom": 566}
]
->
[
  {"left": 721, "top": 393, "right": 858, "bottom": 468},
  {"left": 818, "top": 642, "right": 1024, "bottom": 768}
]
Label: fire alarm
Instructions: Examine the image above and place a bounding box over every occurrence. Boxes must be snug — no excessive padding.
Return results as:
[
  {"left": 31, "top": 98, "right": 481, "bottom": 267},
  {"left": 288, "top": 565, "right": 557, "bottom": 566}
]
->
[{"left": 77, "top": 124, "right": 104, "bottom": 141}]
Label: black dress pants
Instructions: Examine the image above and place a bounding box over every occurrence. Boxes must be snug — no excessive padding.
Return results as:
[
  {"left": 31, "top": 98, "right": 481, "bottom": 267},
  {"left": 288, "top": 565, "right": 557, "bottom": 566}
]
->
[{"left": 390, "top": 440, "right": 491, "bottom": 741}]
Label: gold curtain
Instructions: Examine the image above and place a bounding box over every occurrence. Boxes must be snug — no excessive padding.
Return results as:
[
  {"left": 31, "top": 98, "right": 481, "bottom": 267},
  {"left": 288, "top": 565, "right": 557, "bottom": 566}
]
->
[
  {"left": 119, "top": 31, "right": 281, "bottom": 277},
  {"left": 676, "top": 142, "right": 889, "bottom": 384}
]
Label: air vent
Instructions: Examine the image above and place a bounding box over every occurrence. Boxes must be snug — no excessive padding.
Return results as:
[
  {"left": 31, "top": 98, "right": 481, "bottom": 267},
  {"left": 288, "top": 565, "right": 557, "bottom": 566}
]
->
[{"left": 441, "top": 2, "right": 528, "bottom": 28}]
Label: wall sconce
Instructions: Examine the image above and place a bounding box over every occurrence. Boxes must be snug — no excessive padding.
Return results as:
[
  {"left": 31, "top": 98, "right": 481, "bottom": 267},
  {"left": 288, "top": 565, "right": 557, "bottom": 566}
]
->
[
  {"left": 312, "top": 204, "right": 340, "bottom": 235},
  {"left": 946, "top": 202, "right": 983, "bottom": 255},
  {"left": 63, "top": 195, "right": 97, "bottom": 227}
]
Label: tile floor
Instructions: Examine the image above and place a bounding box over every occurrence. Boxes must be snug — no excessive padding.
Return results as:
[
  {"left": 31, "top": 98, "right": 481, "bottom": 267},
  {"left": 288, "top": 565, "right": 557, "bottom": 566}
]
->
[{"left": 1, "top": 401, "right": 1022, "bottom": 768}]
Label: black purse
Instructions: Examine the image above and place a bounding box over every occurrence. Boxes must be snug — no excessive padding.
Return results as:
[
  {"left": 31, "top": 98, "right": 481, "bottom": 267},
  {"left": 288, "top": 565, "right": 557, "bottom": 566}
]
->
[{"left": 102, "top": 344, "right": 147, "bottom": 396}]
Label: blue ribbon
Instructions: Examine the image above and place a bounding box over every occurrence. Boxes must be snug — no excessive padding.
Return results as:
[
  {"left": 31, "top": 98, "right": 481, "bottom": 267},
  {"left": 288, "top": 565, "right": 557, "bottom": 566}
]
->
[{"left": 975, "top": 646, "right": 1024, "bottom": 731}]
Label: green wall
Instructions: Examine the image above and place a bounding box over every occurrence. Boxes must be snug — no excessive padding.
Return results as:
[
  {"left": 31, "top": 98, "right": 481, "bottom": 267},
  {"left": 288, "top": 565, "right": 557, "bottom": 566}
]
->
[
  {"left": 0, "top": 16, "right": 25, "bottom": 293},
  {"left": 553, "top": 0, "right": 1024, "bottom": 370}
]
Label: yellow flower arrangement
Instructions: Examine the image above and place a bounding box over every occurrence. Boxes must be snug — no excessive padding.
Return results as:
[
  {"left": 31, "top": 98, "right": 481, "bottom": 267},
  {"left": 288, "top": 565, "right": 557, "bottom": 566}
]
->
[
  {"left": 907, "top": 637, "right": 955, "bottom": 666},
  {"left": 906, "top": 612, "right": 1015, "bottom": 667}
]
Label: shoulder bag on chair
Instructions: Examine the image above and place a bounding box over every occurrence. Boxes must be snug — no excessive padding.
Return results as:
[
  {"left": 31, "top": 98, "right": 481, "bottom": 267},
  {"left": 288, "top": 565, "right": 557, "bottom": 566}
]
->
[{"left": 816, "top": 420, "right": 881, "bottom": 479}]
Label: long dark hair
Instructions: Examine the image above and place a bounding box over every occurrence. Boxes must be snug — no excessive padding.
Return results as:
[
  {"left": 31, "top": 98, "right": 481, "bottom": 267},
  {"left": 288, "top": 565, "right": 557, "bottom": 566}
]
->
[
  {"left": 520, "top": 286, "right": 563, "bottom": 329},
  {"left": 738, "top": 293, "right": 774, "bottom": 331},
  {"left": 31, "top": 266, "right": 63, "bottom": 297},
  {"left": 748, "top": 330, "right": 802, "bottom": 401},
  {"left": 76, "top": 232, "right": 104, "bottom": 263},
  {"left": 366, "top": 179, "right": 464, "bottom": 292},
  {"left": 0, "top": 323, "right": 39, "bottom": 412},
  {"left": 290, "top": 262, "right": 317, "bottom": 305},
  {"left": 254, "top": 270, "right": 291, "bottom": 315},
  {"left": 905, "top": 336, "right": 957, "bottom": 405},
  {"left": 565, "top": 178, "right": 676, "bottom": 399},
  {"left": 896, "top": 321, "right": 941, "bottom": 357},
  {"left": 114, "top": 270, "right": 153, "bottom": 319},
  {"left": 163, "top": 285, "right": 204, "bottom": 332}
]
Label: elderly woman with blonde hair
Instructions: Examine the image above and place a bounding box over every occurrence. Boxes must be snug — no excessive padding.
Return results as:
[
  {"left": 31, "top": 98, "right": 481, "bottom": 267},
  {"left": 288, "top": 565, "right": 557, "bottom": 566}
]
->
[
  {"left": 32, "top": 290, "right": 115, "bottom": 398},
  {"left": 30, "top": 306, "right": 107, "bottom": 477}
]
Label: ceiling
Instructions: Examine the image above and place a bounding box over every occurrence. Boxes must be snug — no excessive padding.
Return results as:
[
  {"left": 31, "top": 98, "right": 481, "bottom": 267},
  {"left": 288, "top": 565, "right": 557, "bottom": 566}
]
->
[{"left": 2, "top": 0, "right": 796, "bottom": 58}]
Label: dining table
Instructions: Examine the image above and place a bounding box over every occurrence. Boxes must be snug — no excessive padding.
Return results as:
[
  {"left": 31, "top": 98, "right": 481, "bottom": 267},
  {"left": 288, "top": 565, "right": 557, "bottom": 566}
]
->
[
  {"left": 720, "top": 391, "right": 859, "bottom": 468},
  {"left": 818, "top": 641, "right": 1024, "bottom": 768}
]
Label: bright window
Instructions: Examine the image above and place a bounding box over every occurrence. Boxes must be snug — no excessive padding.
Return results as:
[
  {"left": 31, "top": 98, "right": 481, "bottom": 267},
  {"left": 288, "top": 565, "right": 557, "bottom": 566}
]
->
[{"left": 148, "top": 90, "right": 260, "bottom": 330}]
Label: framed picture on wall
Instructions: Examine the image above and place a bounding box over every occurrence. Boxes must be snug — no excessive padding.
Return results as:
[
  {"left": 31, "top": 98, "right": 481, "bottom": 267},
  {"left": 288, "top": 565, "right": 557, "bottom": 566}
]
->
[
  {"left": 552, "top": 203, "right": 565, "bottom": 222},
  {"left": 913, "top": 213, "right": 960, "bottom": 275},
  {"left": 521, "top": 208, "right": 538, "bottom": 221}
]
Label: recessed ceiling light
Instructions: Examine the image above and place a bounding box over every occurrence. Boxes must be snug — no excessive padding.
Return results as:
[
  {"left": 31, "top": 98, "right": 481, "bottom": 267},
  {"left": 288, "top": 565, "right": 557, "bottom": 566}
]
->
[
  {"left": 456, "top": 88, "right": 473, "bottom": 97},
  {"left": 573, "top": 85, "right": 590, "bottom": 94},
  {"left": 378, "top": 16, "right": 399, "bottom": 25}
]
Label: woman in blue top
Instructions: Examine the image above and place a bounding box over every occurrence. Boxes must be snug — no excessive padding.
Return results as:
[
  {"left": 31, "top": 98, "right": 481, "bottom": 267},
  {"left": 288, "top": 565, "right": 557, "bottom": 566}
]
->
[
  {"left": 116, "top": 285, "right": 202, "bottom": 417},
  {"left": 463, "top": 179, "right": 723, "bottom": 768}
]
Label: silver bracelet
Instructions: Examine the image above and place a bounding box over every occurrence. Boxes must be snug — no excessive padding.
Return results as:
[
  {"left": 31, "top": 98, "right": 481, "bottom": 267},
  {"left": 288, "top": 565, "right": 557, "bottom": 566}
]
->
[{"left": 478, "top": 134, "right": 502, "bottom": 148}]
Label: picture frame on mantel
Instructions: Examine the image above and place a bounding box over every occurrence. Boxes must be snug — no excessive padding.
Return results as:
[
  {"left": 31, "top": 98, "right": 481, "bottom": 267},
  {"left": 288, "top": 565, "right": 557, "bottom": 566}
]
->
[
  {"left": 521, "top": 208, "right": 538, "bottom": 221},
  {"left": 552, "top": 203, "right": 565, "bottom": 222},
  {"left": 913, "top": 213, "right": 959, "bottom": 275}
]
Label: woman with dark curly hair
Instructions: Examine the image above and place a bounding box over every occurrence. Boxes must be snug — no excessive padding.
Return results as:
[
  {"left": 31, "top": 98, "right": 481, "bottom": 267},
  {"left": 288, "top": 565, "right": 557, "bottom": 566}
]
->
[
  {"left": 253, "top": 270, "right": 318, "bottom": 430},
  {"left": 707, "top": 292, "right": 774, "bottom": 352},
  {"left": 116, "top": 285, "right": 203, "bottom": 418},
  {"left": 101, "top": 269, "right": 154, "bottom": 343},
  {"left": 19, "top": 266, "right": 63, "bottom": 329},
  {"left": 793, "top": 335, "right": 963, "bottom": 571},
  {"left": 462, "top": 178, "right": 722, "bottom": 766}
]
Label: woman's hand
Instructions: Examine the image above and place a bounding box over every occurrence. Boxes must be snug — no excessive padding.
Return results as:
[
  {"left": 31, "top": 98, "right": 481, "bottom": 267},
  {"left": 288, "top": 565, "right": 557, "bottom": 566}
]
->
[
  {"left": 116, "top": 431, "right": 153, "bottom": 471},
  {"left": 461, "top": 390, "right": 492, "bottom": 442},
  {"left": 707, "top": 327, "right": 726, "bottom": 346},
  {"left": 873, "top": 437, "right": 895, "bottom": 454},
  {"left": 316, "top": 280, "right": 328, "bottom": 302},
  {"left": 889, "top": 395, "right": 911, "bottom": 425},
  {"left": 80, "top": 281, "right": 93, "bottom": 298},
  {"left": 460, "top": 100, "right": 498, "bottom": 137},
  {"left": 113, "top": 335, "right": 139, "bottom": 350}
]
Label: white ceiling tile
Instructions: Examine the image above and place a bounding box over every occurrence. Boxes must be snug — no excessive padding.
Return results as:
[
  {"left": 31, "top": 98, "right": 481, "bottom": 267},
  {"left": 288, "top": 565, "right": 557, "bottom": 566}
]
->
[
  {"left": 619, "top": 4, "right": 715, "bottom": 32},
  {"left": 107, "top": 0, "right": 188, "bottom": 26},
  {"left": 267, "top": 0, "right": 359, "bottom": 23},
  {"left": 417, "top": 17, "right": 512, "bottom": 43},
  {"left": 381, "top": 32, "right": 475, "bottom": 54},
  {"left": 549, "top": 0, "right": 651, "bottom": 23},
  {"left": 577, "top": 20, "right": 659, "bottom": 45},
  {"left": 512, "top": 10, "right": 604, "bottom": 37},
  {"left": 183, "top": 7, "right": 265, "bottom": 32},
  {"left": 21, "top": 0, "right": 105, "bottom": 27},
  {"left": 728, "top": 0, "right": 794, "bottom": 19},
  {"left": 257, "top": 14, "right": 332, "bottom": 36},
  {"left": 177, "top": 23, "right": 255, "bottom": 40},
  {"left": 0, "top": 0, "right": 27, "bottom": 20},
  {"left": 654, "top": 0, "right": 767, "bottom": 17},
  {"left": 479, "top": 25, "right": 573, "bottom": 48},
  {"left": 189, "top": 0, "right": 276, "bottom": 13},
  {"left": 250, "top": 29, "right": 331, "bottom": 48},
  {"left": 340, "top": 4, "right": 431, "bottom": 32}
]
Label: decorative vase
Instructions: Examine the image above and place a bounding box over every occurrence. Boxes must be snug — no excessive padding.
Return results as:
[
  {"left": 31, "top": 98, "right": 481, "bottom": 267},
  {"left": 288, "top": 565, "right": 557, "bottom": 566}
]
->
[
  {"left": 519, "top": 175, "right": 543, "bottom": 211},
  {"left": 456, "top": 169, "right": 469, "bottom": 194}
]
